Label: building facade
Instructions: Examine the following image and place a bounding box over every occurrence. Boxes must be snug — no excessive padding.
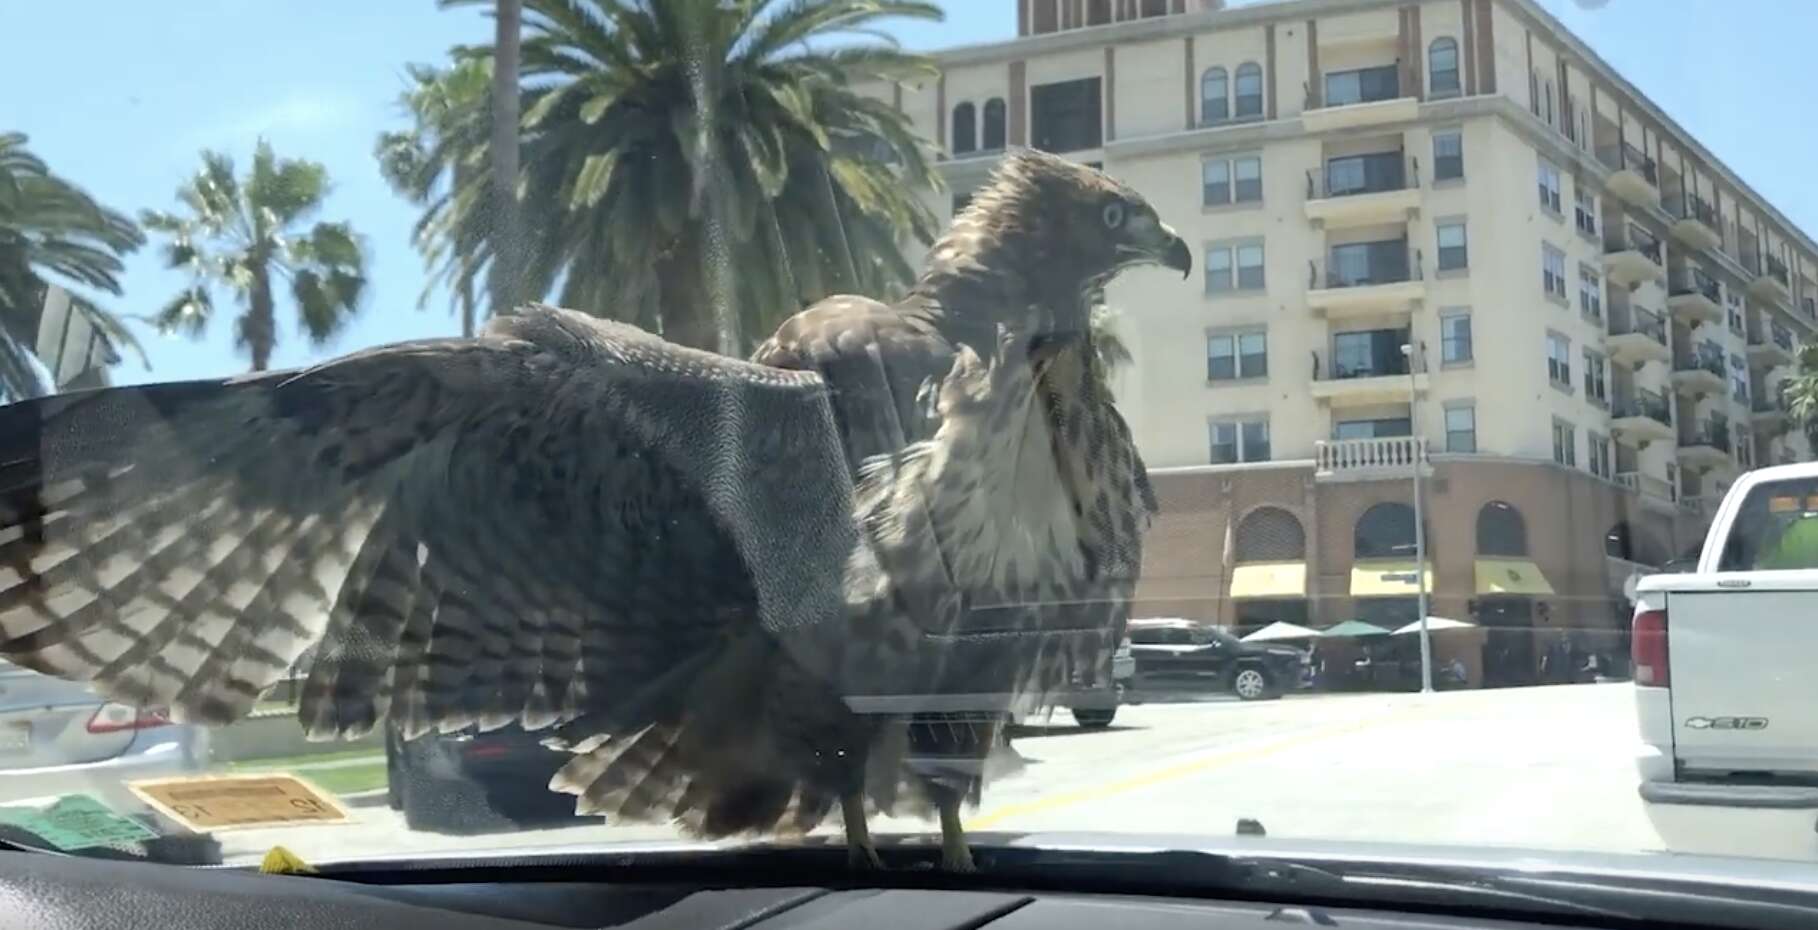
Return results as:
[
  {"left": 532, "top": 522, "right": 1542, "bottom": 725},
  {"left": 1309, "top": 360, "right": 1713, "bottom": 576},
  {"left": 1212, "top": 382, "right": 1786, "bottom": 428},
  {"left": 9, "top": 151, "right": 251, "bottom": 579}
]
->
[{"left": 868, "top": 0, "right": 1817, "bottom": 685}]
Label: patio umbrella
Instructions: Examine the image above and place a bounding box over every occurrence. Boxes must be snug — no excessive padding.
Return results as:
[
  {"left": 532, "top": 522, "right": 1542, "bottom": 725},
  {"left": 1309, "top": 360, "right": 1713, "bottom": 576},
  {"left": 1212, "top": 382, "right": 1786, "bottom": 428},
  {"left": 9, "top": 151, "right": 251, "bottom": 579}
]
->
[
  {"left": 1242, "top": 621, "right": 1320, "bottom": 643},
  {"left": 1320, "top": 619, "right": 1392, "bottom": 638},
  {"left": 1392, "top": 616, "right": 1477, "bottom": 635}
]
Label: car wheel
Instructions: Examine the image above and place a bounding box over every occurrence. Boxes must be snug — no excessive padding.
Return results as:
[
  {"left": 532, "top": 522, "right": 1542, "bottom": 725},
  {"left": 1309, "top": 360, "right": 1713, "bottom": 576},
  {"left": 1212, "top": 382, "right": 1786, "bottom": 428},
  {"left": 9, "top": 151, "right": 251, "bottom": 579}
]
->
[
  {"left": 1071, "top": 706, "right": 1117, "bottom": 728},
  {"left": 1232, "top": 666, "right": 1272, "bottom": 701}
]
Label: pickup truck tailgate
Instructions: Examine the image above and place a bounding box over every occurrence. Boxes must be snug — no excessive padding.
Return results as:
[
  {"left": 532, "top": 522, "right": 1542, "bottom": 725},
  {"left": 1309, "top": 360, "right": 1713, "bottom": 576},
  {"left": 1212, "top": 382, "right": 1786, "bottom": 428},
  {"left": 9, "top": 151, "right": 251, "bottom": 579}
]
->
[{"left": 1668, "top": 581, "right": 1818, "bottom": 776}]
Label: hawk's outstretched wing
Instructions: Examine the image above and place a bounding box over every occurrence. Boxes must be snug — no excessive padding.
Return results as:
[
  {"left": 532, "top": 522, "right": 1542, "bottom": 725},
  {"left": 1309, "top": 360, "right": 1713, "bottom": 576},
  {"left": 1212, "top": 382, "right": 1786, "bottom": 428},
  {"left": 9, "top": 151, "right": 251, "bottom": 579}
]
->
[{"left": 0, "top": 307, "right": 857, "bottom": 744}]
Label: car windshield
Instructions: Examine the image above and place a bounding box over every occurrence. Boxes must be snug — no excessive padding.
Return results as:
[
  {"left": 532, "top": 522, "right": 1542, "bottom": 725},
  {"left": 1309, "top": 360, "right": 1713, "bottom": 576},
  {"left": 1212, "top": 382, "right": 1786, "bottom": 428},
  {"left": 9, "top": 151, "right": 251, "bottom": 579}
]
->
[{"left": 5, "top": 0, "right": 1818, "bottom": 883}]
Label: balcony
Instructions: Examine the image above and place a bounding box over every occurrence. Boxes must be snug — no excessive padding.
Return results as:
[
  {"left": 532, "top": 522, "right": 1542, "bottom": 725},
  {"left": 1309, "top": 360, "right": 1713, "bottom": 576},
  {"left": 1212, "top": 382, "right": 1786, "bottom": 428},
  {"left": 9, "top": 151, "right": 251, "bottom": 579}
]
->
[
  {"left": 1303, "top": 154, "right": 1420, "bottom": 229},
  {"left": 1314, "top": 436, "right": 1430, "bottom": 482},
  {"left": 1610, "top": 390, "right": 1675, "bottom": 446},
  {"left": 1606, "top": 305, "right": 1672, "bottom": 367},
  {"left": 1677, "top": 420, "right": 1734, "bottom": 472},
  {"left": 1615, "top": 471, "right": 1679, "bottom": 516},
  {"left": 1747, "top": 317, "right": 1797, "bottom": 368},
  {"left": 1665, "top": 267, "right": 1723, "bottom": 326},
  {"left": 1603, "top": 225, "right": 1666, "bottom": 288},
  {"left": 1301, "top": 75, "right": 1419, "bottom": 133},
  {"left": 1670, "top": 348, "right": 1727, "bottom": 397},
  {"left": 1663, "top": 190, "right": 1722, "bottom": 252},
  {"left": 1597, "top": 141, "right": 1660, "bottom": 207},
  {"left": 1306, "top": 248, "right": 1425, "bottom": 317},
  {"left": 1310, "top": 360, "right": 1427, "bottom": 407},
  {"left": 1750, "top": 391, "right": 1790, "bottom": 431},
  {"left": 1748, "top": 252, "right": 1793, "bottom": 306}
]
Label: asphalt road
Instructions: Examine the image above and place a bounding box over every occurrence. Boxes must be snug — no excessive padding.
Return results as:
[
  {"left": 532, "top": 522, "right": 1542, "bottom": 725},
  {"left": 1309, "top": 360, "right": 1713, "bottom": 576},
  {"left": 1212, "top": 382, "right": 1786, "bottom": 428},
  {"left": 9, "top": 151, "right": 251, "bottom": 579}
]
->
[{"left": 208, "top": 683, "right": 1665, "bottom": 865}]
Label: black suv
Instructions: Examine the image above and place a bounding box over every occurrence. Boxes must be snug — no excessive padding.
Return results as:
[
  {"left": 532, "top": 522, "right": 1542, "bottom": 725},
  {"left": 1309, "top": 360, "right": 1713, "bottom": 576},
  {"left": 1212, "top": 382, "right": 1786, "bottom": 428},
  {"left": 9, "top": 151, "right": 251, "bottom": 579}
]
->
[{"left": 1126, "top": 619, "right": 1307, "bottom": 701}]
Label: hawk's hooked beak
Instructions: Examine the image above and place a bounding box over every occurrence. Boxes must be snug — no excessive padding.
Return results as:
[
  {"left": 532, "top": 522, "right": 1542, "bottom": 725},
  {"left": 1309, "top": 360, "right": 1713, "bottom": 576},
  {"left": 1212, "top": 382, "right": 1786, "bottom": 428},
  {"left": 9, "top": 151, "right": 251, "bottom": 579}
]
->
[
  {"left": 1161, "top": 226, "right": 1193, "bottom": 280},
  {"left": 1124, "top": 217, "right": 1192, "bottom": 279}
]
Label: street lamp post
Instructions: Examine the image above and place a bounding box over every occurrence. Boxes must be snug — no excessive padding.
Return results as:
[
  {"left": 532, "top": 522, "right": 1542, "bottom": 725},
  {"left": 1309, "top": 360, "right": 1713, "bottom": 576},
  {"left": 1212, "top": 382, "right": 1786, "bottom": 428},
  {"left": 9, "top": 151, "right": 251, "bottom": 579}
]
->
[{"left": 1402, "top": 341, "right": 1434, "bottom": 693}]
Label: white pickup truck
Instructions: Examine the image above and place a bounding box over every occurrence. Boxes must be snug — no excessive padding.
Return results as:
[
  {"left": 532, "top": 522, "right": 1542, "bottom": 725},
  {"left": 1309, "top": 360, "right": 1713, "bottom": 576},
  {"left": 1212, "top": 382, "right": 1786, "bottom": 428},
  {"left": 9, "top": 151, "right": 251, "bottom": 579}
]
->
[{"left": 1633, "top": 461, "right": 1818, "bottom": 859}]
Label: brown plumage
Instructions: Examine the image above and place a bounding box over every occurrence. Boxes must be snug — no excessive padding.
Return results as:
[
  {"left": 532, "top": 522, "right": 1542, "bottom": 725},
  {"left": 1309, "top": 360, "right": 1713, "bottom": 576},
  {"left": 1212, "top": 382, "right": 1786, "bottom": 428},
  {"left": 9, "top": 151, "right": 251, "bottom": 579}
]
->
[{"left": 0, "top": 148, "right": 1186, "bottom": 870}]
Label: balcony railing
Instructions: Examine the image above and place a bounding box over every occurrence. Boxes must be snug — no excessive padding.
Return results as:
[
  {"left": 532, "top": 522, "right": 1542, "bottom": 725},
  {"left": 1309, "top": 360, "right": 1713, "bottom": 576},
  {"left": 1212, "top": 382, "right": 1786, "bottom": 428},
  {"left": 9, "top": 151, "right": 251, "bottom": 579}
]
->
[
  {"left": 1598, "top": 141, "right": 1659, "bottom": 185},
  {"left": 1616, "top": 471, "right": 1676, "bottom": 504},
  {"left": 1670, "top": 266, "right": 1721, "bottom": 304},
  {"left": 1612, "top": 389, "right": 1673, "bottom": 426},
  {"left": 1306, "top": 154, "right": 1418, "bottom": 199},
  {"left": 1316, "top": 436, "right": 1426, "bottom": 473},
  {"left": 1318, "top": 354, "right": 1413, "bottom": 381},
  {"left": 1680, "top": 419, "right": 1733, "bottom": 453},
  {"left": 1664, "top": 190, "right": 1719, "bottom": 229},
  {"left": 1607, "top": 224, "right": 1664, "bottom": 264},
  {"left": 1609, "top": 305, "right": 1668, "bottom": 345},
  {"left": 1308, "top": 246, "right": 1423, "bottom": 290},
  {"left": 1673, "top": 348, "right": 1727, "bottom": 379}
]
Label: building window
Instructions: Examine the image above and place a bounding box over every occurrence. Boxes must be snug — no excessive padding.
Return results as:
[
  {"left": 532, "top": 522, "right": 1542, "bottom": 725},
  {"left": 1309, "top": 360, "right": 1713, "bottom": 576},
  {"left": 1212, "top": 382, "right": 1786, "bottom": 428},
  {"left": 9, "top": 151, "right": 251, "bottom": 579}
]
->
[
  {"left": 1543, "top": 243, "right": 1568, "bottom": 299},
  {"left": 1030, "top": 77, "right": 1103, "bottom": 153},
  {"left": 1578, "top": 266, "right": 1602, "bottom": 320},
  {"left": 1206, "top": 241, "right": 1265, "bottom": 294},
  {"left": 1731, "top": 354, "right": 1750, "bottom": 404},
  {"left": 1234, "top": 62, "right": 1264, "bottom": 119},
  {"left": 1325, "top": 65, "right": 1399, "bottom": 107},
  {"left": 1356, "top": 502, "right": 1418, "bottom": 559},
  {"left": 1574, "top": 184, "right": 1597, "bottom": 237},
  {"left": 981, "top": 98, "right": 1006, "bottom": 150},
  {"left": 1728, "top": 305, "right": 1745, "bottom": 337},
  {"left": 1429, "top": 38, "right": 1460, "bottom": 97},
  {"left": 1437, "top": 221, "right": 1468, "bottom": 271},
  {"left": 1433, "top": 131, "right": 1463, "bottom": 181},
  {"left": 1445, "top": 404, "right": 1477, "bottom": 453},
  {"left": 1538, "top": 159, "right": 1562, "bottom": 214},
  {"left": 1737, "top": 428, "right": 1754, "bottom": 469},
  {"left": 951, "top": 102, "right": 976, "bottom": 155},
  {"left": 1552, "top": 418, "right": 1577, "bottom": 467},
  {"left": 1583, "top": 349, "right": 1607, "bottom": 405},
  {"left": 1207, "top": 329, "right": 1267, "bottom": 380},
  {"left": 1200, "top": 67, "right": 1229, "bottom": 124},
  {"left": 1543, "top": 78, "right": 1555, "bottom": 127},
  {"left": 1588, "top": 432, "right": 1612, "bottom": 478},
  {"left": 1211, "top": 418, "right": 1270, "bottom": 464},
  {"left": 1547, "top": 332, "right": 1572, "bottom": 389},
  {"left": 1440, "top": 311, "right": 1473, "bottom": 364},
  {"left": 1202, "top": 154, "right": 1261, "bottom": 206},
  {"left": 1086, "top": 0, "right": 1111, "bottom": 26}
]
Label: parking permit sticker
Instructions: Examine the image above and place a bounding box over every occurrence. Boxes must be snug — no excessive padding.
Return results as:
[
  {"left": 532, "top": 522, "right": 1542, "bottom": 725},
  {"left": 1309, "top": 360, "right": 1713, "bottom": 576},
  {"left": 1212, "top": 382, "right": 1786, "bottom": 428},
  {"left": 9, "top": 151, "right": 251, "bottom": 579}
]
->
[
  {"left": 128, "top": 773, "right": 350, "bottom": 832},
  {"left": 0, "top": 794, "right": 159, "bottom": 851}
]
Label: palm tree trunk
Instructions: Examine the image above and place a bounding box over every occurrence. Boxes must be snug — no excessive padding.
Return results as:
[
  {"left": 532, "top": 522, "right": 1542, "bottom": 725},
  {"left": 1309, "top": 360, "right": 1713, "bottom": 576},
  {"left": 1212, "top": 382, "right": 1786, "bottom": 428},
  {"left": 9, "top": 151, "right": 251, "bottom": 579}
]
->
[
  {"left": 658, "top": 238, "right": 718, "bottom": 351},
  {"left": 489, "top": 0, "right": 523, "bottom": 318},
  {"left": 247, "top": 266, "right": 277, "bottom": 372}
]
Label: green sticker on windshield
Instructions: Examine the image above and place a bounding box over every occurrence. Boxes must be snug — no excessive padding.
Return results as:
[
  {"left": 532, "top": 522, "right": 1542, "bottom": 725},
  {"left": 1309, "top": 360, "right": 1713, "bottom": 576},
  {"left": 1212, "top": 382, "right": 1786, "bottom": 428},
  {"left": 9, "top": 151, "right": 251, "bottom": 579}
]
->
[{"left": 0, "top": 794, "right": 158, "bottom": 851}]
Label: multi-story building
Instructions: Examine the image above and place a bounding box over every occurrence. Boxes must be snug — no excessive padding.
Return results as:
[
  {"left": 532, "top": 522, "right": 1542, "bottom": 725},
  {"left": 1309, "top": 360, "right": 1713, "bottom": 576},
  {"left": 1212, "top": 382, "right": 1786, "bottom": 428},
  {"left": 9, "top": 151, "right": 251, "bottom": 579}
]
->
[{"left": 867, "top": 0, "right": 1816, "bottom": 685}]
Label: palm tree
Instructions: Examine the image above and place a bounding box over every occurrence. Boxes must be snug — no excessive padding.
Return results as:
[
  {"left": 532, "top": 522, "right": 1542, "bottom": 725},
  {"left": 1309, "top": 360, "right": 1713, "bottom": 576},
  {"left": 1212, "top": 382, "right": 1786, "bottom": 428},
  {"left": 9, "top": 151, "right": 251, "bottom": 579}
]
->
[
  {"left": 0, "top": 132, "right": 145, "bottom": 399},
  {"left": 142, "top": 141, "right": 368, "bottom": 372},
  {"left": 377, "top": 59, "right": 493, "bottom": 335},
  {"left": 420, "top": 0, "right": 944, "bottom": 354},
  {"left": 1782, "top": 344, "right": 1818, "bottom": 452},
  {"left": 490, "top": 0, "right": 525, "bottom": 318}
]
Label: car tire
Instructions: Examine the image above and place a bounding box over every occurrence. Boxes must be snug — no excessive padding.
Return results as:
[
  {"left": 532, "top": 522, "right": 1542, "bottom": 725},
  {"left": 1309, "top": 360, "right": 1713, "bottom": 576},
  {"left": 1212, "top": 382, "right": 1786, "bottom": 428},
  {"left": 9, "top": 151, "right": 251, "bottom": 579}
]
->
[
  {"left": 1071, "top": 706, "right": 1117, "bottom": 728},
  {"left": 1232, "top": 666, "right": 1273, "bottom": 701}
]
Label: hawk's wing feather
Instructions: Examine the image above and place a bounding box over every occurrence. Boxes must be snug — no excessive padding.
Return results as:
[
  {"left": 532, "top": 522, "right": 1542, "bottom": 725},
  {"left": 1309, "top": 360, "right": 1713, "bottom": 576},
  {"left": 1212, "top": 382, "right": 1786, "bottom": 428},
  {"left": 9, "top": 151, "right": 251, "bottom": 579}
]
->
[{"left": 0, "top": 307, "right": 858, "bottom": 742}]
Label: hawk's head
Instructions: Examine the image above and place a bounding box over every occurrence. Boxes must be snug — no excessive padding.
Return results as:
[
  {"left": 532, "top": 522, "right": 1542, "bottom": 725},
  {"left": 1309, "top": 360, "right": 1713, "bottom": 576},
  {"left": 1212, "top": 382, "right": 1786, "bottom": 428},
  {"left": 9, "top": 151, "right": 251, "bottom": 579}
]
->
[{"left": 937, "top": 148, "right": 1190, "bottom": 339}]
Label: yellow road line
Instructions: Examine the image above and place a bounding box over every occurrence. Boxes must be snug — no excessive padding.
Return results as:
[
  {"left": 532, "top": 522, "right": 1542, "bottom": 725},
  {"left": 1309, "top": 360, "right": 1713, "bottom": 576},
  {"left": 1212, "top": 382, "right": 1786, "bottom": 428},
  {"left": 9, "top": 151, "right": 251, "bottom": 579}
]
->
[{"left": 970, "top": 712, "right": 1407, "bottom": 829}]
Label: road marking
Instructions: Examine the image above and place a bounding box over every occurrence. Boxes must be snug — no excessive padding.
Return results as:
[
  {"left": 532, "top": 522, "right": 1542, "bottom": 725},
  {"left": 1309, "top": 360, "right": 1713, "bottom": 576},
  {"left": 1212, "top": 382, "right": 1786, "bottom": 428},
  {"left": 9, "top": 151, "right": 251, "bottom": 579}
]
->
[{"left": 970, "top": 711, "right": 1410, "bottom": 830}]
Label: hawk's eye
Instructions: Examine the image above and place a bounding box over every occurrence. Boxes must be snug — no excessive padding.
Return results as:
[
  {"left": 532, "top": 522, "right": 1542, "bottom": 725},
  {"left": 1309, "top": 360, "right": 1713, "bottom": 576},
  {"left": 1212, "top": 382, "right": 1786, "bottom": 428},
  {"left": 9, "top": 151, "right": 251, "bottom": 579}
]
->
[{"left": 1101, "top": 201, "right": 1126, "bottom": 230}]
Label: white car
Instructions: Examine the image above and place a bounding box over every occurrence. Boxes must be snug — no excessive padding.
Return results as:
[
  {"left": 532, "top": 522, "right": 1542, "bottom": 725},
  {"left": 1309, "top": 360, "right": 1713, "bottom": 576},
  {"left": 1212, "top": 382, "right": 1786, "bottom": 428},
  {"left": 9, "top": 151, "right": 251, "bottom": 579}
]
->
[{"left": 1632, "top": 462, "right": 1818, "bottom": 860}]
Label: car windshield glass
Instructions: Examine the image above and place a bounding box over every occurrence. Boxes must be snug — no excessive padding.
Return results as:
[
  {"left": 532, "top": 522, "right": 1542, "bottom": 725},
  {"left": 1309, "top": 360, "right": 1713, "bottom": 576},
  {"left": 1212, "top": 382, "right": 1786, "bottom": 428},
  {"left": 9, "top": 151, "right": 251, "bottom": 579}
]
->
[{"left": 5, "top": 0, "right": 1818, "bottom": 887}]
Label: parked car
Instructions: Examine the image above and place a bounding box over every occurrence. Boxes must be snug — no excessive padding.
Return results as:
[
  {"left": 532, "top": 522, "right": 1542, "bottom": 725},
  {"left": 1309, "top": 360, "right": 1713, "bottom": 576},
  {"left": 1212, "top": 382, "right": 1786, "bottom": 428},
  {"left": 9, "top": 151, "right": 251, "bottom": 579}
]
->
[
  {"left": 0, "top": 661, "right": 211, "bottom": 815},
  {"left": 385, "top": 722, "right": 594, "bottom": 834},
  {"left": 1126, "top": 619, "right": 1306, "bottom": 701},
  {"left": 1632, "top": 462, "right": 1818, "bottom": 860}
]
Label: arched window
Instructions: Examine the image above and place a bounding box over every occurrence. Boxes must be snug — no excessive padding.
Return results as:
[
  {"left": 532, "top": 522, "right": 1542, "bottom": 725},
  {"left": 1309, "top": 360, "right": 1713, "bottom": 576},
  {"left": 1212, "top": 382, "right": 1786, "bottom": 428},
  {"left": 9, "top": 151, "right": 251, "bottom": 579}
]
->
[
  {"left": 981, "top": 98, "right": 1006, "bottom": 150},
  {"left": 1235, "top": 507, "right": 1306, "bottom": 563},
  {"left": 1355, "top": 502, "right": 1417, "bottom": 560},
  {"left": 1200, "top": 67, "right": 1228, "bottom": 125},
  {"left": 951, "top": 102, "right": 977, "bottom": 155},
  {"left": 1476, "top": 501, "right": 1528, "bottom": 556},
  {"left": 1429, "top": 38, "right": 1460, "bottom": 97},
  {"left": 1234, "top": 62, "right": 1264, "bottom": 119}
]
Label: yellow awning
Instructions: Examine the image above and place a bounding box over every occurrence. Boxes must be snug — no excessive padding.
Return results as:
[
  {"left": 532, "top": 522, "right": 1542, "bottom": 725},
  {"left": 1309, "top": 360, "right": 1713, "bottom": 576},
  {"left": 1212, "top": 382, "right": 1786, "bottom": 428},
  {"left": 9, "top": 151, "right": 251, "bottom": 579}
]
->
[
  {"left": 1350, "top": 560, "right": 1434, "bottom": 596},
  {"left": 1474, "top": 558, "right": 1555, "bottom": 595},
  {"left": 1229, "top": 561, "right": 1306, "bottom": 598}
]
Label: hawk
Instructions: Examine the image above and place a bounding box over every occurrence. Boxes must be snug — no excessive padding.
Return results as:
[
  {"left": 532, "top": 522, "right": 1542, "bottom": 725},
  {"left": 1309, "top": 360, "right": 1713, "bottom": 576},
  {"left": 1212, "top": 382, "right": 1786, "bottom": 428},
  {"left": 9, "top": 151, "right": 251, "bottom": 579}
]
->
[{"left": 0, "top": 148, "right": 1188, "bottom": 870}]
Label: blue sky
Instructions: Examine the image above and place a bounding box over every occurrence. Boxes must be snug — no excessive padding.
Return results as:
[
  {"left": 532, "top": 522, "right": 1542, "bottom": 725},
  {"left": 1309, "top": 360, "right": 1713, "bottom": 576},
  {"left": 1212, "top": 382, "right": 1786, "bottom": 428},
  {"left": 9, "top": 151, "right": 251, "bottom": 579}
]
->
[{"left": 4, "top": 1, "right": 1813, "bottom": 385}]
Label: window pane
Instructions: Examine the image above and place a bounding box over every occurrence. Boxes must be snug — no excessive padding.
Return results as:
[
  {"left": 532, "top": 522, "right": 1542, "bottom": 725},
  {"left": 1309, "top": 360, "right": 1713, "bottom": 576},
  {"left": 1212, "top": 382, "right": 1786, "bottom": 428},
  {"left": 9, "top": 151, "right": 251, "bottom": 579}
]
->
[
  {"left": 1236, "top": 244, "right": 1265, "bottom": 289},
  {"left": 1207, "top": 334, "right": 1235, "bottom": 379},
  {"left": 1202, "top": 159, "right": 1231, "bottom": 205},
  {"left": 1207, "top": 247, "right": 1232, "bottom": 292},
  {"left": 1442, "top": 314, "right": 1472, "bottom": 362},
  {"left": 1234, "top": 64, "right": 1263, "bottom": 117},
  {"left": 1238, "top": 331, "right": 1267, "bottom": 376},
  {"left": 1234, "top": 157, "right": 1262, "bottom": 201},
  {"left": 1241, "top": 420, "right": 1270, "bottom": 462},
  {"left": 1445, "top": 406, "right": 1476, "bottom": 452},
  {"left": 1210, "top": 422, "right": 1238, "bottom": 464},
  {"left": 1201, "top": 68, "right": 1229, "bottom": 123}
]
